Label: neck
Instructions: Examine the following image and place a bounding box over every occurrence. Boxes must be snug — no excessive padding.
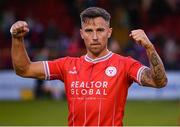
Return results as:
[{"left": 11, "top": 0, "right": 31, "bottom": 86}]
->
[{"left": 87, "top": 49, "right": 110, "bottom": 59}]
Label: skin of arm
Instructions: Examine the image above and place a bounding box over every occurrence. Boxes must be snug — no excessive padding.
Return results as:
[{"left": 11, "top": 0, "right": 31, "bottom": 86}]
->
[
  {"left": 130, "top": 29, "right": 168, "bottom": 88},
  {"left": 11, "top": 21, "right": 45, "bottom": 79}
]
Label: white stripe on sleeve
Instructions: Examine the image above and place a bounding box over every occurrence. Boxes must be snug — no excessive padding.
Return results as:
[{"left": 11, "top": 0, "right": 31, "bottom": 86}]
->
[
  {"left": 137, "top": 66, "right": 149, "bottom": 85},
  {"left": 42, "top": 61, "right": 48, "bottom": 80},
  {"left": 43, "top": 61, "right": 50, "bottom": 80},
  {"left": 45, "top": 61, "right": 50, "bottom": 80}
]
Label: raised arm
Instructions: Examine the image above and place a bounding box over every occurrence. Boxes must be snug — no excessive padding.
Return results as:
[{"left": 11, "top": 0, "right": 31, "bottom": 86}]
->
[
  {"left": 11, "top": 21, "right": 45, "bottom": 79},
  {"left": 130, "top": 29, "right": 168, "bottom": 88}
]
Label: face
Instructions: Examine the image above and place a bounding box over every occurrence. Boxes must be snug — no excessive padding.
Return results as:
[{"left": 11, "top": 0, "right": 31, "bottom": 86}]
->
[{"left": 80, "top": 17, "right": 112, "bottom": 57}]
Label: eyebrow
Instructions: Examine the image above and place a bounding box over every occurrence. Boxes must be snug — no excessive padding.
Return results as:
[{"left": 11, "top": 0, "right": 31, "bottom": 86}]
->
[
  {"left": 96, "top": 28, "right": 105, "bottom": 31},
  {"left": 84, "top": 27, "right": 105, "bottom": 32},
  {"left": 84, "top": 28, "right": 93, "bottom": 32}
]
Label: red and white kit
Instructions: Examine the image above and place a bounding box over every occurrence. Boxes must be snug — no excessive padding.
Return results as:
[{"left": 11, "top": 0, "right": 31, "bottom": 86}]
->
[{"left": 43, "top": 51, "right": 147, "bottom": 126}]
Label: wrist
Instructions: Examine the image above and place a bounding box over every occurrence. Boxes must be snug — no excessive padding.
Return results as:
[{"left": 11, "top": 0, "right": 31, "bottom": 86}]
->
[
  {"left": 12, "top": 36, "right": 24, "bottom": 41},
  {"left": 145, "top": 44, "right": 154, "bottom": 51},
  {"left": 11, "top": 31, "right": 25, "bottom": 40}
]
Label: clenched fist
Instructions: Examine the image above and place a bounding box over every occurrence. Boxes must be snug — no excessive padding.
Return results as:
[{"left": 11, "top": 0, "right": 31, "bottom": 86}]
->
[
  {"left": 130, "top": 29, "right": 153, "bottom": 49},
  {"left": 10, "top": 21, "right": 29, "bottom": 38}
]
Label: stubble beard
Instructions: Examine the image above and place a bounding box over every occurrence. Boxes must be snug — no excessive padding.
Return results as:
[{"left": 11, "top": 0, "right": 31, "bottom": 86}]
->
[{"left": 87, "top": 45, "right": 107, "bottom": 57}]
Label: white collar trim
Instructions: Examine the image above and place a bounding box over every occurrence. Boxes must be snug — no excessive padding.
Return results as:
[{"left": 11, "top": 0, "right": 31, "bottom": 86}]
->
[{"left": 85, "top": 51, "right": 113, "bottom": 63}]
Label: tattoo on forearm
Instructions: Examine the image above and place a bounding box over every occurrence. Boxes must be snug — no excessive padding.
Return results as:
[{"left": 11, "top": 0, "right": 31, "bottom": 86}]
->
[
  {"left": 150, "top": 52, "right": 167, "bottom": 85},
  {"left": 141, "top": 51, "right": 167, "bottom": 87},
  {"left": 154, "top": 66, "right": 164, "bottom": 80},
  {"left": 150, "top": 52, "right": 159, "bottom": 66}
]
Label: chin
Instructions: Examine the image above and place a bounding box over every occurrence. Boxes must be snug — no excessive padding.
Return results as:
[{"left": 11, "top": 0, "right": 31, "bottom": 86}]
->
[
  {"left": 90, "top": 48, "right": 102, "bottom": 55},
  {"left": 88, "top": 46, "right": 107, "bottom": 56}
]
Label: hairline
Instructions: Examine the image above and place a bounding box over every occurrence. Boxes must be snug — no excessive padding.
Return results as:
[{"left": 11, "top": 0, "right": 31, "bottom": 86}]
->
[{"left": 81, "top": 17, "right": 110, "bottom": 27}]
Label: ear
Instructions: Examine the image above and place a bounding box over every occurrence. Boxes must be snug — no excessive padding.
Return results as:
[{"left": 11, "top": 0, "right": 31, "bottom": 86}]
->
[
  {"left": 80, "top": 29, "right": 84, "bottom": 39},
  {"left": 108, "top": 28, "right": 112, "bottom": 38}
]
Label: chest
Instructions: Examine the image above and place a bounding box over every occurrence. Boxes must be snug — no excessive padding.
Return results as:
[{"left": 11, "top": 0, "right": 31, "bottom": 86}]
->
[{"left": 63, "top": 61, "right": 128, "bottom": 98}]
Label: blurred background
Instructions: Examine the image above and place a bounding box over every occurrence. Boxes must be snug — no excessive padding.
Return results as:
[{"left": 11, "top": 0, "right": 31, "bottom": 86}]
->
[{"left": 0, "top": 0, "right": 179, "bottom": 126}]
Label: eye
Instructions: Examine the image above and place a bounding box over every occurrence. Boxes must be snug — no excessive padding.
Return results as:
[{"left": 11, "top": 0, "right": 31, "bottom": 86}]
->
[
  {"left": 97, "top": 28, "right": 105, "bottom": 32},
  {"left": 85, "top": 29, "right": 93, "bottom": 33}
]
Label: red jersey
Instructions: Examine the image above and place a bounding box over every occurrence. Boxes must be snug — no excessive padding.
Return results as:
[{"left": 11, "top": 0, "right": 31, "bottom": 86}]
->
[{"left": 43, "top": 52, "right": 147, "bottom": 126}]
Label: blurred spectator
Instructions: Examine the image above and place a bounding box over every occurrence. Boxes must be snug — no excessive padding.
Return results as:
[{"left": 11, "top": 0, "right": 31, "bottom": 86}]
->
[
  {"left": 148, "top": 0, "right": 173, "bottom": 25},
  {"left": 111, "top": 6, "right": 130, "bottom": 53},
  {"left": 163, "top": 38, "right": 179, "bottom": 70},
  {"left": 1, "top": 10, "right": 16, "bottom": 38},
  {"left": 0, "top": 0, "right": 179, "bottom": 71},
  {"left": 43, "top": 80, "right": 65, "bottom": 100}
]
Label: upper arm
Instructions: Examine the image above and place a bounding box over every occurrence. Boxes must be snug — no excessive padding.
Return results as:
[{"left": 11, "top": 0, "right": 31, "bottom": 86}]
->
[
  {"left": 19, "top": 58, "right": 66, "bottom": 80},
  {"left": 17, "top": 61, "right": 45, "bottom": 80}
]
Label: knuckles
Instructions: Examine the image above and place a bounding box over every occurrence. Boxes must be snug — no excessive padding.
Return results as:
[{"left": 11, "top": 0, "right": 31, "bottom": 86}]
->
[
  {"left": 131, "top": 29, "right": 145, "bottom": 35},
  {"left": 10, "top": 21, "right": 29, "bottom": 36},
  {"left": 11, "top": 21, "right": 28, "bottom": 30}
]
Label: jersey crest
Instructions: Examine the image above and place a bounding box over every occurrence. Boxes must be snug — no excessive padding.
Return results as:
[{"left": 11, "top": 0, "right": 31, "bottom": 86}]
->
[{"left": 105, "top": 66, "right": 117, "bottom": 77}]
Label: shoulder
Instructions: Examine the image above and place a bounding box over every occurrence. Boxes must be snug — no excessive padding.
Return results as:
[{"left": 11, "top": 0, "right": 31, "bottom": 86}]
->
[
  {"left": 53, "top": 56, "right": 81, "bottom": 62},
  {"left": 48, "top": 56, "right": 81, "bottom": 67},
  {"left": 111, "top": 53, "right": 142, "bottom": 70},
  {"left": 47, "top": 56, "right": 82, "bottom": 71}
]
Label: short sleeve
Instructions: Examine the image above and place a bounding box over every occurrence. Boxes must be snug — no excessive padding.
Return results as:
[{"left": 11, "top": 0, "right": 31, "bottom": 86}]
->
[
  {"left": 126, "top": 57, "right": 148, "bottom": 85},
  {"left": 43, "top": 57, "right": 68, "bottom": 80}
]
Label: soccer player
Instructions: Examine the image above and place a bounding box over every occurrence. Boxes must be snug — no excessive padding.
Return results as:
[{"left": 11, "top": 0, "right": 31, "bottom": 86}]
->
[{"left": 10, "top": 7, "right": 167, "bottom": 126}]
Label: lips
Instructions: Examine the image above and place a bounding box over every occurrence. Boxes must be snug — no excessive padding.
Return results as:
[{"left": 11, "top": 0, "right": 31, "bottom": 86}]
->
[
  {"left": 90, "top": 43, "right": 101, "bottom": 48},
  {"left": 90, "top": 43, "right": 101, "bottom": 46}
]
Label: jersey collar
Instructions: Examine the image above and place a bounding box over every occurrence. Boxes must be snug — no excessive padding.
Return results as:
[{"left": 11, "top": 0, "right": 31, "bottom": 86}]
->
[{"left": 85, "top": 51, "right": 113, "bottom": 64}]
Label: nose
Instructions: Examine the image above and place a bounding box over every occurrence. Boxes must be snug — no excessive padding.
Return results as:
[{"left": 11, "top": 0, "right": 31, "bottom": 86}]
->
[{"left": 92, "top": 31, "right": 98, "bottom": 41}]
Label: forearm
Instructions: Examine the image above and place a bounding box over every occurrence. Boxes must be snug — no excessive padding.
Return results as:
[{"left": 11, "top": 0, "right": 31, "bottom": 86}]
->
[
  {"left": 146, "top": 45, "right": 167, "bottom": 87},
  {"left": 11, "top": 37, "right": 31, "bottom": 75}
]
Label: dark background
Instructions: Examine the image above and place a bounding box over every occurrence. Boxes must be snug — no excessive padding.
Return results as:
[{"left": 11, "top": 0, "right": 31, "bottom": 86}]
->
[{"left": 0, "top": 0, "right": 179, "bottom": 70}]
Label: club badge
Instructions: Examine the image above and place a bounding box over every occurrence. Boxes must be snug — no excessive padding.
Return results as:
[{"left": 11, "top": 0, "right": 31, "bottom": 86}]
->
[{"left": 105, "top": 66, "right": 117, "bottom": 77}]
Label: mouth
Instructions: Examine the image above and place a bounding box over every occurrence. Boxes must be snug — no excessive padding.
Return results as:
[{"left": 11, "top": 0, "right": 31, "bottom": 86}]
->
[
  {"left": 90, "top": 43, "right": 101, "bottom": 48},
  {"left": 90, "top": 43, "right": 101, "bottom": 46}
]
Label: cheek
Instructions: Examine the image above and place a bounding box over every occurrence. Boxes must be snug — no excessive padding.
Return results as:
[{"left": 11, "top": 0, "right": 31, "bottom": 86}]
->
[
  {"left": 83, "top": 35, "right": 91, "bottom": 46},
  {"left": 83, "top": 35, "right": 91, "bottom": 43},
  {"left": 99, "top": 33, "right": 109, "bottom": 41}
]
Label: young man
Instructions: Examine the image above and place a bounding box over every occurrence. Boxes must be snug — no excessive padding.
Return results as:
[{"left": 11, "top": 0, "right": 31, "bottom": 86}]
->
[{"left": 10, "top": 7, "right": 167, "bottom": 126}]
